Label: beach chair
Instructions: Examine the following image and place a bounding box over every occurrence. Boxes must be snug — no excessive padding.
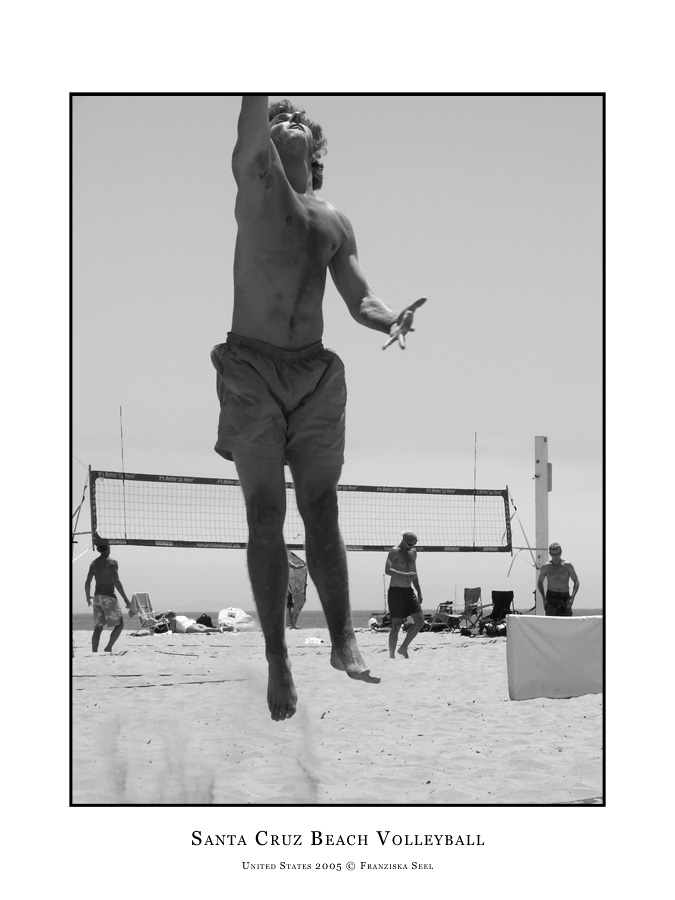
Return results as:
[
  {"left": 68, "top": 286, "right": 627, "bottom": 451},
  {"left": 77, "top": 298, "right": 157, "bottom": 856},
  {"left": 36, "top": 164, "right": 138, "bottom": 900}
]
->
[
  {"left": 457, "top": 587, "right": 483, "bottom": 632},
  {"left": 485, "top": 591, "right": 517, "bottom": 622},
  {"left": 476, "top": 590, "right": 518, "bottom": 634},
  {"left": 429, "top": 601, "right": 460, "bottom": 631},
  {"left": 130, "top": 592, "right": 156, "bottom": 627}
]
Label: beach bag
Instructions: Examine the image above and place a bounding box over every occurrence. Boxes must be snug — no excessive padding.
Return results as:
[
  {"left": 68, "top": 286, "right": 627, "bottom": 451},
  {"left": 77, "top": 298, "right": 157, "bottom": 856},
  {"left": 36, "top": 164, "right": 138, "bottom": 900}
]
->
[{"left": 196, "top": 614, "right": 214, "bottom": 627}]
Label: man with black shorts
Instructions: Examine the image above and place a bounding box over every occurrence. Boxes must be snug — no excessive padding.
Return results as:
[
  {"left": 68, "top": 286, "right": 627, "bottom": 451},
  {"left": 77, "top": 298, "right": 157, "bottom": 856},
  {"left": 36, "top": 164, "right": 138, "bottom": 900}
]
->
[
  {"left": 212, "top": 97, "right": 425, "bottom": 720},
  {"left": 537, "top": 542, "right": 580, "bottom": 616},
  {"left": 385, "top": 532, "right": 425, "bottom": 658}
]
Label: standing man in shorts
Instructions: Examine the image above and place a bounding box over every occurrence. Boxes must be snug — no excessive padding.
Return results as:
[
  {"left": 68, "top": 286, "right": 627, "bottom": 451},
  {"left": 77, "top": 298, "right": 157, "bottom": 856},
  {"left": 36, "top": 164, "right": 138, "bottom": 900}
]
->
[
  {"left": 385, "top": 532, "right": 425, "bottom": 658},
  {"left": 537, "top": 542, "right": 580, "bottom": 616},
  {"left": 84, "top": 539, "right": 131, "bottom": 652},
  {"left": 212, "top": 96, "right": 425, "bottom": 721}
]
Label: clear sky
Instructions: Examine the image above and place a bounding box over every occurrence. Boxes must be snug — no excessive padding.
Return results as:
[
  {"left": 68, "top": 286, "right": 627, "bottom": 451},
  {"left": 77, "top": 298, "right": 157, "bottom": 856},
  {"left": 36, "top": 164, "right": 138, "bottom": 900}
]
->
[{"left": 72, "top": 94, "right": 603, "bottom": 617}]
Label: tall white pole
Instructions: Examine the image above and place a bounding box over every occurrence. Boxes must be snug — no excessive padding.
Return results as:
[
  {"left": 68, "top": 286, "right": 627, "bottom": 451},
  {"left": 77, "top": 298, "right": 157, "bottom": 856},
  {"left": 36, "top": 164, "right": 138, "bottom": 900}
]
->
[{"left": 534, "top": 436, "right": 550, "bottom": 615}]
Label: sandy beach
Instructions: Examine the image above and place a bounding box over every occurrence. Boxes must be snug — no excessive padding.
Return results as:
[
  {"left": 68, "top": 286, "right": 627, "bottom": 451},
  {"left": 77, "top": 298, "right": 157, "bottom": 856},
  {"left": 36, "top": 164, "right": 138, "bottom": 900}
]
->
[{"left": 71, "top": 627, "right": 602, "bottom": 805}]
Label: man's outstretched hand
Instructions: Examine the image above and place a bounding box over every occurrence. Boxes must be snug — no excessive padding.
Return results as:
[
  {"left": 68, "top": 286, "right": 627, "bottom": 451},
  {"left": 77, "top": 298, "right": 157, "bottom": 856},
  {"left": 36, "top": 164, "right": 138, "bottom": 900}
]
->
[{"left": 383, "top": 297, "right": 427, "bottom": 350}]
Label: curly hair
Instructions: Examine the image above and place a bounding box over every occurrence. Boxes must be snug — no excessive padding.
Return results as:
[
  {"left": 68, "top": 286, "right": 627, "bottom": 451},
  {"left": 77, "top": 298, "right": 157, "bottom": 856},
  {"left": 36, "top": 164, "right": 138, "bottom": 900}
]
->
[{"left": 268, "top": 99, "right": 327, "bottom": 190}]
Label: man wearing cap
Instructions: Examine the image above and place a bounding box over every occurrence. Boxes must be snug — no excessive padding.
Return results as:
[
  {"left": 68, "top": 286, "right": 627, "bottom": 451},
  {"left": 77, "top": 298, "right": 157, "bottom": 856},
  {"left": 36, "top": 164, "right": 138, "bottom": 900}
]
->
[
  {"left": 385, "top": 532, "right": 425, "bottom": 658},
  {"left": 84, "top": 540, "right": 132, "bottom": 652},
  {"left": 537, "top": 543, "right": 580, "bottom": 616}
]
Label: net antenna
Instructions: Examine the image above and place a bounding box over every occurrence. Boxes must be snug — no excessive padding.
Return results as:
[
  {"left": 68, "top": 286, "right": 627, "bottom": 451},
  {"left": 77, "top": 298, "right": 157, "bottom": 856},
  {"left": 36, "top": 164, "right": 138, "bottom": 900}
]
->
[
  {"left": 89, "top": 469, "right": 512, "bottom": 553},
  {"left": 119, "top": 406, "right": 128, "bottom": 542},
  {"left": 473, "top": 432, "right": 478, "bottom": 542}
]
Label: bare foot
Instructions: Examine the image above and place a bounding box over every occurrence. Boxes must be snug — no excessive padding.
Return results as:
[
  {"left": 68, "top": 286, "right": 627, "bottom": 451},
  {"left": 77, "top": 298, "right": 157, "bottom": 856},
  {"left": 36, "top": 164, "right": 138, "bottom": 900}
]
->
[
  {"left": 330, "top": 639, "right": 381, "bottom": 684},
  {"left": 397, "top": 647, "right": 409, "bottom": 659},
  {"left": 266, "top": 655, "right": 298, "bottom": 721}
]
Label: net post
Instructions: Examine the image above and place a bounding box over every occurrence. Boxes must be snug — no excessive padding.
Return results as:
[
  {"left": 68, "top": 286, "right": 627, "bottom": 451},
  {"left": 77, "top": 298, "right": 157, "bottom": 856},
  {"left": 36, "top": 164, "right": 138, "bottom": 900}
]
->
[
  {"left": 534, "top": 436, "right": 549, "bottom": 615},
  {"left": 88, "top": 467, "right": 97, "bottom": 550}
]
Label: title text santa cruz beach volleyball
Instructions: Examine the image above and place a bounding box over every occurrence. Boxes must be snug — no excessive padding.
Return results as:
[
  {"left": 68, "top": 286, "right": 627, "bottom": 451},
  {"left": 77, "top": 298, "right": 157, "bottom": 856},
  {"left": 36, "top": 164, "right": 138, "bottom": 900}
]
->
[{"left": 191, "top": 831, "right": 484, "bottom": 847}]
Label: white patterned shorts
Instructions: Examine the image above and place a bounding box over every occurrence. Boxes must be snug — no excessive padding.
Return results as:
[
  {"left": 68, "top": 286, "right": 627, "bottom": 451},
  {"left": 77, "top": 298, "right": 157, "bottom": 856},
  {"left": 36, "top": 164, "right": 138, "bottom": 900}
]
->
[{"left": 92, "top": 594, "right": 123, "bottom": 627}]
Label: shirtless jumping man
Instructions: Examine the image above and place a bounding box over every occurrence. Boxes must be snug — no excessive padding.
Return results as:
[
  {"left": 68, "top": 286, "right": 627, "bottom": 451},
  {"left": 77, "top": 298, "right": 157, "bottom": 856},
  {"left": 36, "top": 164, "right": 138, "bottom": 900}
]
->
[
  {"left": 537, "top": 542, "right": 580, "bottom": 616},
  {"left": 385, "top": 532, "right": 425, "bottom": 658},
  {"left": 211, "top": 96, "right": 425, "bottom": 720}
]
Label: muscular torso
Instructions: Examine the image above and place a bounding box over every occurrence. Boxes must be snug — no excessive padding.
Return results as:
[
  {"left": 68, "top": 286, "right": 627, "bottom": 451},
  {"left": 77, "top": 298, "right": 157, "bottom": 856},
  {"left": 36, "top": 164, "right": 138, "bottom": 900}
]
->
[
  {"left": 90, "top": 557, "right": 118, "bottom": 595},
  {"left": 388, "top": 548, "right": 417, "bottom": 588},
  {"left": 542, "top": 560, "right": 573, "bottom": 592},
  {"left": 232, "top": 155, "right": 346, "bottom": 349}
]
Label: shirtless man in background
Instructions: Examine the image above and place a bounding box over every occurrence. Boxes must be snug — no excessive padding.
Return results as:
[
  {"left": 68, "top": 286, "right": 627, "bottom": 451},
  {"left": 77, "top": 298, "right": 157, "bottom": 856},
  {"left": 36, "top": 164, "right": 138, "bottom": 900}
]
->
[
  {"left": 211, "top": 96, "right": 425, "bottom": 721},
  {"left": 537, "top": 542, "right": 580, "bottom": 616},
  {"left": 84, "top": 539, "right": 131, "bottom": 653},
  {"left": 385, "top": 531, "right": 425, "bottom": 658}
]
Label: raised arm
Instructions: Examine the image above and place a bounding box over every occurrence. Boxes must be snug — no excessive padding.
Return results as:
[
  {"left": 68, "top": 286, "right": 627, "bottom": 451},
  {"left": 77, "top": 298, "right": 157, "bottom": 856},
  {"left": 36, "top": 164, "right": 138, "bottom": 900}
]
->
[{"left": 232, "top": 95, "right": 272, "bottom": 185}]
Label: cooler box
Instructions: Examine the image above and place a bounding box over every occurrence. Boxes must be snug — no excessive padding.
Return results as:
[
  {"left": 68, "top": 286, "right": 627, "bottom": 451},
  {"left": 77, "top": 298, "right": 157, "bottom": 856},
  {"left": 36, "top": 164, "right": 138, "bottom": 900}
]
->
[{"left": 506, "top": 615, "right": 603, "bottom": 700}]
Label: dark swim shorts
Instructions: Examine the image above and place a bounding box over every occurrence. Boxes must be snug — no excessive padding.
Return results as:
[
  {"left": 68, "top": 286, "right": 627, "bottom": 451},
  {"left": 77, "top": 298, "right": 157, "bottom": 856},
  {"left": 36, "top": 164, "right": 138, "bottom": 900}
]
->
[
  {"left": 387, "top": 586, "right": 422, "bottom": 619},
  {"left": 545, "top": 589, "right": 573, "bottom": 617},
  {"left": 211, "top": 333, "right": 346, "bottom": 466}
]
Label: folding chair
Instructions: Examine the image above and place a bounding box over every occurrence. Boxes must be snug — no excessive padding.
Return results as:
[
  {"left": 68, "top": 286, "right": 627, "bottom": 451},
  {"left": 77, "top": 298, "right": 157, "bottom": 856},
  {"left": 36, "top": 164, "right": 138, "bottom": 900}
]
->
[
  {"left": 485, "top": 590, "right": 517, "bottom": 622},
  {"left": 129, "top": 592, "right": 156, "bottom": 629},
  {"left": 429, "top": 601, "right": 460, "bottom": 631},
  {"left": 458, "top": 587, "right": 483, "bottom": 632},
  {"left": 477, "top": 591, "right": 521, "bottom": 635}
]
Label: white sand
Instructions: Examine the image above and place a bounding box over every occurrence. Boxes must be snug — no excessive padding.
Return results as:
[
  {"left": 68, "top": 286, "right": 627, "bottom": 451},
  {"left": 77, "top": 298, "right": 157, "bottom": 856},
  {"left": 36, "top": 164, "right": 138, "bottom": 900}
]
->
[{"left": 71, "top": 627, "right": 602, "bottom": 805}]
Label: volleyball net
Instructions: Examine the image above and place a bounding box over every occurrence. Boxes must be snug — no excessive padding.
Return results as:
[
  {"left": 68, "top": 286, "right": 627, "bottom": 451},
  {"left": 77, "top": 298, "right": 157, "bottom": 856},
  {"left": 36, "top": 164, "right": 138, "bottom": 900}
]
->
[{"left": 89, "top": 469, "right": 512, "bottom": 552}]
